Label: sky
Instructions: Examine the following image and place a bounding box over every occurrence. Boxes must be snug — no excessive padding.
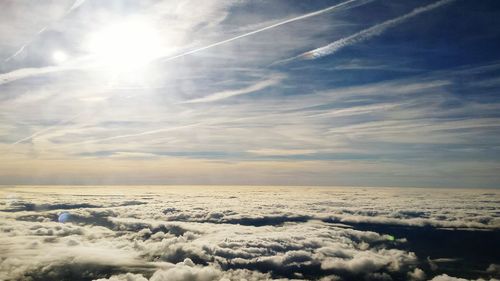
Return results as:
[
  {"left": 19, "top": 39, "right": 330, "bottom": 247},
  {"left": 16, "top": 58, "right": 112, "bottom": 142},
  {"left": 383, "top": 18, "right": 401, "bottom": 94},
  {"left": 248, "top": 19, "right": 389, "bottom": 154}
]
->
[{"left": 1, "top": 0, "right": 500, "bottom": 187}]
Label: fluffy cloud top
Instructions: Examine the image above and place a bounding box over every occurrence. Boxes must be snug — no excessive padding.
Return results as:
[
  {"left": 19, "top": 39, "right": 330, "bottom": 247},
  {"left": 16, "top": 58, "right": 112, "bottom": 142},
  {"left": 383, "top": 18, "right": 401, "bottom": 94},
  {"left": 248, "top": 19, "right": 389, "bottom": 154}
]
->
[{"left": 1, "top": 186, "right": 498, "bottom": 281}]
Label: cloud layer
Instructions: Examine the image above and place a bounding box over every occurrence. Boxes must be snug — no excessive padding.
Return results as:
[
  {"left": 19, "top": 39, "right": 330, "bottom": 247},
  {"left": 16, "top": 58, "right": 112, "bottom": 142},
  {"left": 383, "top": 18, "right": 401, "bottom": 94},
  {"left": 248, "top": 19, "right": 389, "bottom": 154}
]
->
[{"left": 1, "top": 186, "right": 499, "bottom": 281}]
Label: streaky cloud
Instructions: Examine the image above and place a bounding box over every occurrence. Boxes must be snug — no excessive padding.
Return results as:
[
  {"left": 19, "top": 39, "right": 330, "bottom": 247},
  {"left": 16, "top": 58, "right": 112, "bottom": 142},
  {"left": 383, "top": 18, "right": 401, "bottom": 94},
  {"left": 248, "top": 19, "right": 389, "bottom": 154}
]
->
[
  {"left": 3, "top": 0, "right": 86, "bottom": 62},
  {"left": 61, "top": 123, "right": 203, "bottom": 148},
  {"left": 160, "top": 0, "right": 372, "bottom": 63},
  {"left": 285, "top": 0, "right": 456, "bottom": 62},
  {"left": 11, "top": 113, "right": 82, "bottom": 145},
  {"left": 0, "top": 0, "right": 365, "bottom": 85},
  {"left": 183, "top": 75, "right": 284, "bottom": 103}
]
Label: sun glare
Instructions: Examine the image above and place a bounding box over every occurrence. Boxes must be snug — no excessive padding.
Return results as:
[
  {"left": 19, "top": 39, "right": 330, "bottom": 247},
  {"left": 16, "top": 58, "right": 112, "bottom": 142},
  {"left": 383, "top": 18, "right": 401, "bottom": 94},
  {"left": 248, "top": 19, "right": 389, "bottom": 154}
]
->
[
  {"left": 52, "top": 50, "right": 68, "bottom": 64},
  {"left": 87, "top": 19, "right": 163, "bottom": 70}
]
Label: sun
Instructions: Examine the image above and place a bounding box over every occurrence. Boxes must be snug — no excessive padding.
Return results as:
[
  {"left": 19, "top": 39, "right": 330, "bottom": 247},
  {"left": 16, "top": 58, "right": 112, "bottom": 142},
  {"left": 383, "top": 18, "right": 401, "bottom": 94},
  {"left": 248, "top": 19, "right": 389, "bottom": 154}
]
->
[
  {"left": 52, "top": 50, "right": 68, "bottom": 64},
  {"left": 86, "top": 19, "right": 163, "bottom": 70}
]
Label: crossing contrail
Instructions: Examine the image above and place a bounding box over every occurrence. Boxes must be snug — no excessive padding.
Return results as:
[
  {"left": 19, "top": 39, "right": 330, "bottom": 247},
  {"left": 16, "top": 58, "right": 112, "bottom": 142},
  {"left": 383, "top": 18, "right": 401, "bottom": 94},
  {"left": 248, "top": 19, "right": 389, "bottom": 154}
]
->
[
  {"left": 1, "top": 0, "right": 367, "bottom": 85},
  {"left": 279, "top": 0, "right": 455, "bottom": 63},
  {"left": 161, "top": 0, "right": 371, "bottom": 62},
  {"left": 3, "top": 0, "right": 86, "bottom": 62},
  {"left": 4, "top": 27, "right": 47, "bottom": 62},
  {"left": 11, "top": 113, "right": 82, "bottom": 145},
  {"left": 8, "top": 0, "right": 369, "bottom": 147},
  {"left": 58, "top": 123, "right": 204, "bottom": 148}
]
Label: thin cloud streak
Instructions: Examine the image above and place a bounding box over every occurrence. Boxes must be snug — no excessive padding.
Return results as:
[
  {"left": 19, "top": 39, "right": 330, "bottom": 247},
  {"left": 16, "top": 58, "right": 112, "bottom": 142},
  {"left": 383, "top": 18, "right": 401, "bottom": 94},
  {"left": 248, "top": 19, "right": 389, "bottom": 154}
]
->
[
  {"left": 0, "top": 65, "right": 71, "bottom": 86},
  {"left": 183, "top": 75, "right": 284, "bottom": 103},
  {"left": 82, "top": 0, "right": 370, "bottom": 146},
  {"left": 11, "top": 113, "right": 82, "bottom": 145},
  {"left": 2, "top": 0, "right": 499, "bottom": 188},
  {"left": 283, "top": 0, "right": 455, "bottom": 62},
  {"left": 3, "top": 0, "right": 86, "bottom": 62},
  {"left": 161, "top": 0, "right": 370, "bottom": 63},
  {"left": 0, "top": 0, "right": 363, "bottom": 85},
  {"left": 60, "top": 123, "right": 203, "bottom": 148}
]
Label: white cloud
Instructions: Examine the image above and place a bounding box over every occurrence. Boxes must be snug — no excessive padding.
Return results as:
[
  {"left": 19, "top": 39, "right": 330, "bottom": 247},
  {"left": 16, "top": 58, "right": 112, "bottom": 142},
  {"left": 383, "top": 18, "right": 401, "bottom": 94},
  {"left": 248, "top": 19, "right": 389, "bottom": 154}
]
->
[
  {"left": 429, "top": 274, "right": 499, "bottom": 281},
  {"left": 0, "top": 0, "right": 498, "bottom": 188},
  {"left": 407, "top": 267, "right": 426, "bottom": 281},
  {"left": 1, "top": 186, "right": 498, "bottom": 280},
  {"left": 247, "top": 148, "right": 317, "bottom": 156},
  {"left": 295, "top": 0, "right": 456, "bottom": 60},
  {"left": 183, "top": 75, "right": 284, "bottom": 103}
]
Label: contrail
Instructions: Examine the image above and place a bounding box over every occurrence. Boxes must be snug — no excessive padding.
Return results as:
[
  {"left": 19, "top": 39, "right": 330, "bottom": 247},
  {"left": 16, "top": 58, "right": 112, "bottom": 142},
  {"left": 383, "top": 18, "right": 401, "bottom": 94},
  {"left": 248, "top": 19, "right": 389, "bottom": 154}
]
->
[
  {"left": 1, "top": 0, "right": 367, "bottom": 84},
  {"left": 4, "top": 0, "right": 86, "bottom": 62},
  {"left": 4, "top": 27, "right": 47, "bottom": 62},
  {"left": 11, "top": 113, "right": 82, "bottom": 145},
  {"left": 182, "top": 75, "right": 284, "bottom": 104},
  {"left": 282, "top": 0, "right": 455, "bottom": 62},
  {"left": 9, "top": 0, "right": 367, "bottom": 147},
  {"left": 161, "top": 0, "right": 371, "bottom": 62},
  {"left": 59, "top": 123, "right": 203, "bottom": 148}
]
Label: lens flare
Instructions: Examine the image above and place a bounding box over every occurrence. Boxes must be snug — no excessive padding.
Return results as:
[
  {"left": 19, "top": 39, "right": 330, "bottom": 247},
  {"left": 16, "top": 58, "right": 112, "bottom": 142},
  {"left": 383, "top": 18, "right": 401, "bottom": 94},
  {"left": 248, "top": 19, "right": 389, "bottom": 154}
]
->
[{"left": 58, "top": 212, "right": 71, "bottom": 223}]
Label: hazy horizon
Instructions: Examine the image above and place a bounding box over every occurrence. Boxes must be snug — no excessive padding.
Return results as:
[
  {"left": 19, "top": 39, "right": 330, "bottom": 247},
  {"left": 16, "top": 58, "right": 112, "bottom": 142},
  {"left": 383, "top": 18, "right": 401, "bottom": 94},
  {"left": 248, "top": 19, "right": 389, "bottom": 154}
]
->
[{"left": 1, "top": 184, "right": 499, "bottom": 190}]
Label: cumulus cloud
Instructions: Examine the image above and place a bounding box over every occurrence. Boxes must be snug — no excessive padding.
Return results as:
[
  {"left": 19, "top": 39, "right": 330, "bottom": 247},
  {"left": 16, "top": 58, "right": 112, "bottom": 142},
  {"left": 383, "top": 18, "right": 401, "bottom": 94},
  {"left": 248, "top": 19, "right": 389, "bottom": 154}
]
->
[
  {"left": 407, "top": 268, "right": 426, "bottom": 281},
  {"left": 429, "top": 274, "right": 500, "bottom": 281},
  {"left": 487, "top": 264, "right": 500, "bottom": 276},
  {"left": 1, "top": 186, "right": 498, "bottom": 281}
]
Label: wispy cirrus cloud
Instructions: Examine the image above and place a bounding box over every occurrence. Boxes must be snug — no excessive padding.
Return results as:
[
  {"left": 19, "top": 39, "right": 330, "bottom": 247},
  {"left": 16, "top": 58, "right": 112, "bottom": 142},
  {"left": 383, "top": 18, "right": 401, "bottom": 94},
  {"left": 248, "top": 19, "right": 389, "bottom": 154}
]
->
[
  {"left": 160, "top": 0, "right": 372, "bottom": 63},
  {"left": 183, "top": 74, "right": 284, "bottom": 103},
  {"left": 0, "top": 0, "right": 367, "bottom": 87},
  {"left": 1, "top": 0, "right": 499, "bottom": 187},
  {"left": 284, "top": 0, "right": 456, "bottom": 62},
  {"left": 3, "top": 0, "right": 87, "bottom": 62}
]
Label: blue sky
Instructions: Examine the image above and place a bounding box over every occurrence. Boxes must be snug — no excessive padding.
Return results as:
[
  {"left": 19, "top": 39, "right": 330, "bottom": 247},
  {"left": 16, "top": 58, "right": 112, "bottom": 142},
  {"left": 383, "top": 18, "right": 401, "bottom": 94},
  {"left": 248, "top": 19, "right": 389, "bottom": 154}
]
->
[{"left": 0, "top": 0, "right": 499, "bottom": 187}]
